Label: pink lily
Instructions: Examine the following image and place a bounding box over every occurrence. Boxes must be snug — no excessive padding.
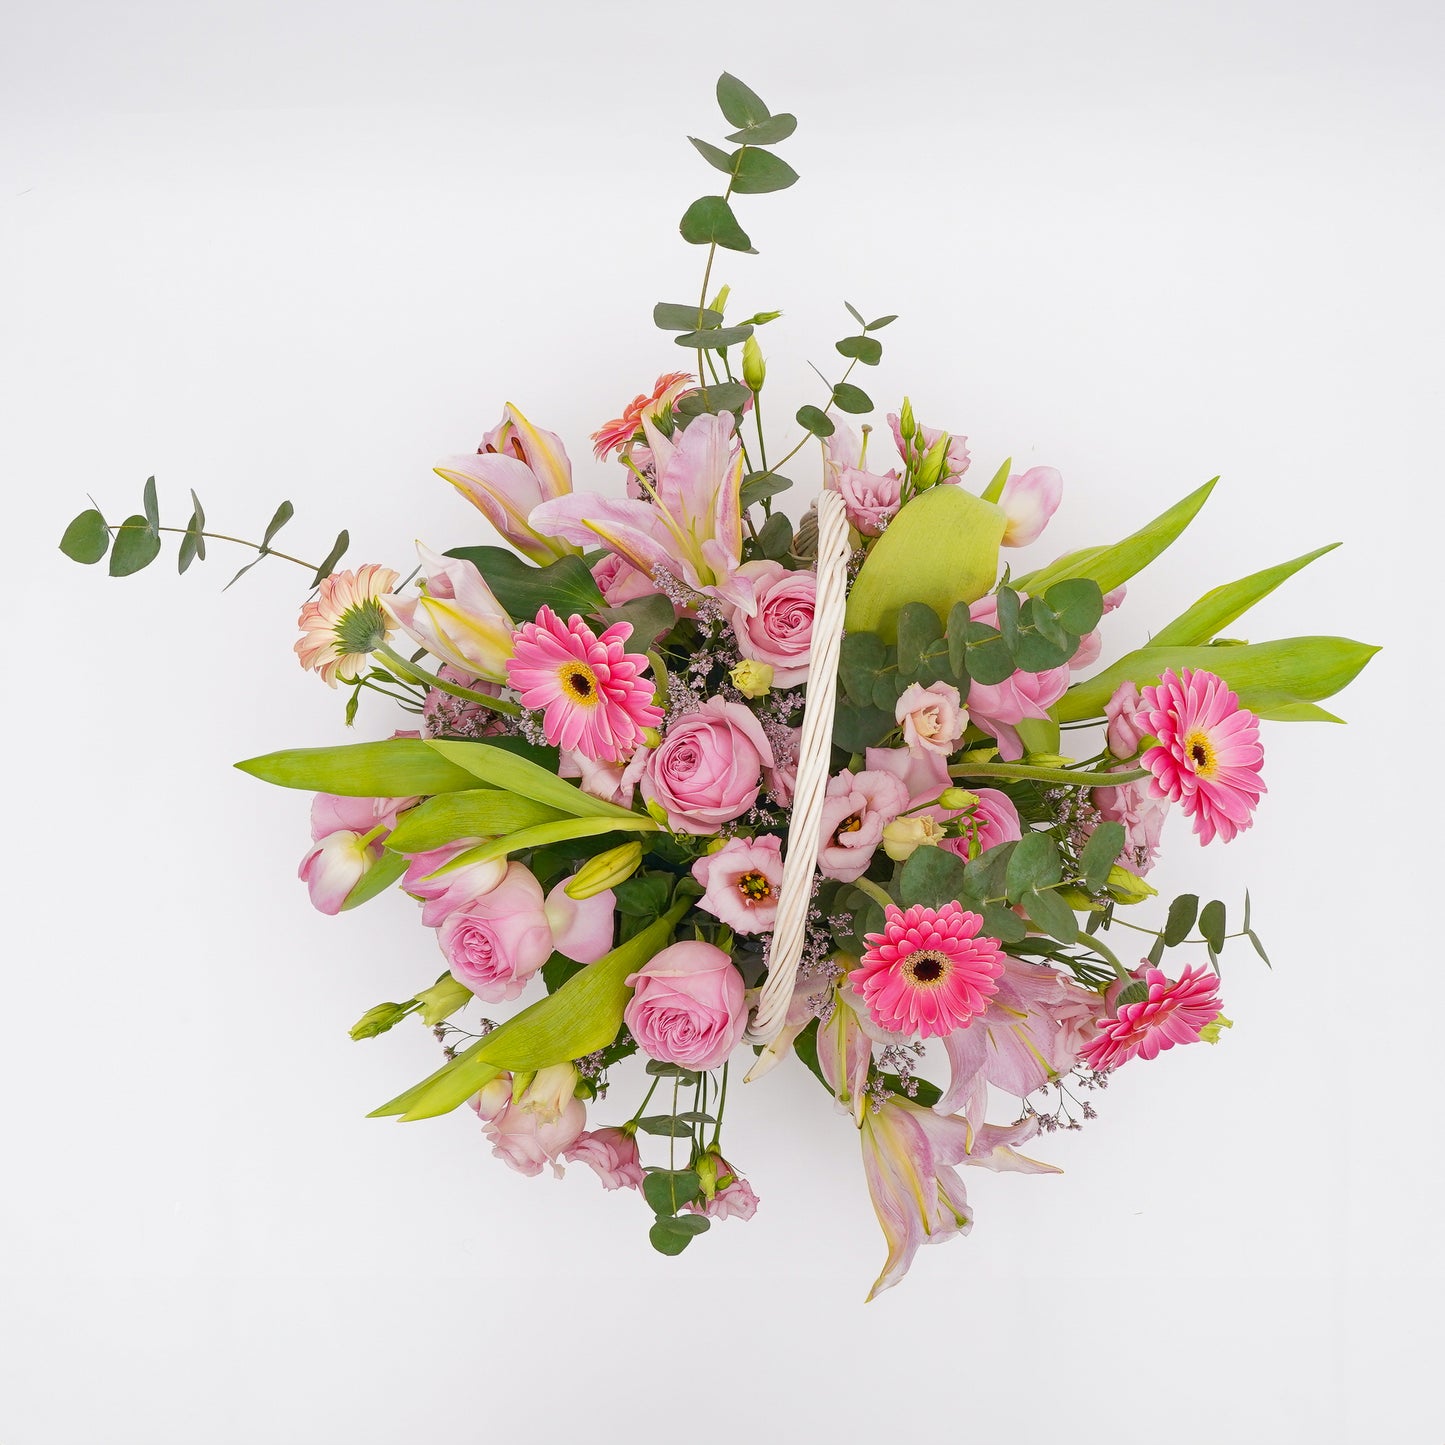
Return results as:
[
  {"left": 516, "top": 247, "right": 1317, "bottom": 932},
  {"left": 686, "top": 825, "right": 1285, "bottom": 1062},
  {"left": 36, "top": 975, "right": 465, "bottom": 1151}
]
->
[
  {"left": 998, "top": 466, "right": 1063, "bottom": 548},
  {"left": 381, "top": 543, "right": 515, "bottom": 683},
  {"left": 434, "top": 404, "right": 580, "bottom": 563},
  {"left": 530, "top": 411, "right": 752, "bottom": 612}
]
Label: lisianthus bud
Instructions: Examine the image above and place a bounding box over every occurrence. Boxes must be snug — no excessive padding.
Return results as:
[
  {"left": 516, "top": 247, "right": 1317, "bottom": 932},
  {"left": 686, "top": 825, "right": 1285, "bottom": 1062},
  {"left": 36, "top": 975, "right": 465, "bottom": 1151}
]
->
[
  {"left": 742, "top": 309, "right": 783, "bottom": 326},
  {"left": 882, "top": 814, "right": 945, "bottom": 861},
  {"left": 742, "top": 335, "right": 766, "bottom": 392},
  {"left": 708, "top": 284, "right": 731, "bottom": 314},
  {"left": 938, "top": 787, "right": 979, "bottom": 811},
  {"left": 1105, "top": 865, "right": 1158, "bottom": 905},
  {"left": 641, "top": 726, "right": 663, "bottom": 749},
  {"left": 914, "top": 432, "right": 951, "bottom": 490},
  {"left": 897, "top": 395, "right": 917, "bottom": 444},
  {"left": 730, "top": 658, "right": 774, "bottom": 698},
  {"left": 644, "top": 798, "right": 672, "bottom": 829},
  {"left": 565, "top": 841, "right": 644, "bottom": 900},
  {"left": 415, "top": 971, "right": 473, "bottom": 1025},
  {"left": 349, "top": 1001, "right": 411, "bottom": 1041}
]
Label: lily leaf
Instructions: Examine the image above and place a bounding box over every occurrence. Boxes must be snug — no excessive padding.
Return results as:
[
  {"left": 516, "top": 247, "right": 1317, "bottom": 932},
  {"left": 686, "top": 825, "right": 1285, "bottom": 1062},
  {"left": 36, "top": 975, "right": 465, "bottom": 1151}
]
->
[
  {"left": 385, "top": 790, "right": 568, "bottom": 853},
  {"left": 235, "top": 739, "right": 483, "bottom": 796},
  {"left": 426, "top": 740, "right": 638, "bottom": 819}
]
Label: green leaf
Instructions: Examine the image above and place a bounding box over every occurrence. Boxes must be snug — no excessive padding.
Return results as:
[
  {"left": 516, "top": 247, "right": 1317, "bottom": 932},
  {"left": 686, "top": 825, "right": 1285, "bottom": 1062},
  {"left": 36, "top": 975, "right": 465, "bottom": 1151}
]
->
[
  {"left": 831, "top": 382, "right": 873, "bottom": 414},
  {"left": 795, "top": 404, "right": 835, "bottom": 438},
  {"left": 1057, "top": 636, "right": 1380, "bottom": 723},
  {"left": 59, "top": 508, "right": 110, "bottom": 564},
  {"left": 1199, "top": 900, "right": 1227, "bottom": 953},
  {"left": 1164, "top": 894, "right": 1199, "bottom": 946},
  {"left": 1253, "top": 701, "right": 1344, "bottom": 723},
  {"left": 689, "top": 136, "right": 734, "bottom": 173},
  {"left": 311, "top": 528, "right": 349, "bottom": 586},
  {"left": 262, "top": 500, "right": 294, "bottom": 547},
  {"left": 178, "top": 491, "right": 207, "bottom": 574},
  {"left": 844, "top": 301, "right": 866, "bottom": 328},
  {"left": 598, "top": 592, "right": 676, "bottom": 644},
  {"left": 341, "top": 849, "right": 409, "bottom": 910},
  {"left": 236, "top": 738, "right": 485, "bottom": 797},
  {"left": 1147, "top": 932, "right": 1167, "bottom": 966},
  {"left": 439, "top": 816, "right": 657, "bottom": 872},
  {"left": 643, "top": 1168, "right": 703, "bottom": 1216},
  {"left": 1078, "top": 822, "right": 1125, "bottom": 891},
  {"left": 1116, "top": 979, "right": 1150, "bottom": 1008},
  {"left": 384, "top": 790, "right": 567, "bottom": 853},
  {"left": 679, "top": 195, "right": 755, "bottom": 253},
  {"left": 1004, "top": 832, "right": 1061, "bottom": 900},
  {"left": 649, "top": 1214, "right": 710, "bottom": 1255},
  {"left": 755, "top": 510, "right": 793, "bottom": 560},
  {"left": 1148, "top": 544, "right": 1341, "bottom": 649},
  {"left": 1247, "top": 929, "right": 1271, "bottom": 967},
  {"left": 644, "top": 1060, "right": 701, "bottom": 1081},
  {"left": 740, "top": 471, "right": 792, "bottom": 508},
  {"left": 716, "top": 72, "right": 770, "bottom": 129},
  {"left": 896, "top": 602, "right": 945, "bottom": 677},
  {"left": 637, "top": 1116, "right": 698, "bottom": 1138},
  {"left": 830, "top": 698, "right": 896, "bottom": 752},
  {"left": 1014, "top": 479, "right": 1218, "bottom": 596},
  {"left": 1243, "top": 889, "right": 1252, "bottom": 932},
  {"left": 981, "top": 901, "right": 1027, "bottom": 944},
  {"left": 865, "top": 314, "right": 897, "bottom": 330},
  {"left": 673, "top": 325, "right": 754, "bottom": 349},
  {"left": 899, "top": 847, "right": 968, "bottom": 910},
  {"left": 141, "top": 475, "right": 160, "bottom": 531},
  {"left": 1043, "top": 578, "right": 1104, "bottom": 637},
  {"left": 108, "top": 515, "right": 162, "bottom": 576},
  {"left": 444, "top": 546, "right": 603, "bottom": 623},
  {"left": 730, "top": 148, "right": 799, "bottom": 194},
  {"left": 836, "top": 335, "right": 882, "bottom": 365},
  {"left": 654, "top": 302, "right": 724, "bottom": 331},
  {"left": 1023, "top": 886, "right": 1077, "bottom": 943},
  {"left": 724, "top": 114, "right": 796, "bottom": 145},
  {"left": 676, "top": 382, "right": 752, "bottom": 415}
]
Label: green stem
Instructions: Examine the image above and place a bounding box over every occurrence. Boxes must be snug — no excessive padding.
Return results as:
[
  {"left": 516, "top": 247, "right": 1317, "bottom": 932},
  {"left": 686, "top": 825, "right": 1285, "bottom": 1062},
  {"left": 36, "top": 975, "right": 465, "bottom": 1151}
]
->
[
  {"left": 374, "top": 645, "right": 522, "bottom": 716},
  {"left": 1110, "top": 917, "right": 1253, "bottom": 945},
  {"left": 109, "top": 523, "right": 318, "bottom": 573},
  {"left": 710, "top": 1062, "right": 729, "bottom": 1149},
  {"left": 949, "top": 762, "right": 1150, "bottom": 788},
  {"left": 752, "top": 389, "right": 770, "bottom": 476},
  {"left": 1085, "top": 931, "right": 1134, "bottom": 983},
  {"left": 628, "top": 1076, "right": 661, "bottom": 1126},
  {"left": 853, "top": 876, "right": 895, "bottom": 911}
]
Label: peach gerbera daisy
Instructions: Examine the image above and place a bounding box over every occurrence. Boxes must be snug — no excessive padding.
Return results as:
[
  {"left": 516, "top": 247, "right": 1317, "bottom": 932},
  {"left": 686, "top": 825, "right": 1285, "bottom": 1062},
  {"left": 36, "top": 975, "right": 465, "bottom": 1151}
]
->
[{"left": 295, "top": 564, "right": 400, "bottom": 687}]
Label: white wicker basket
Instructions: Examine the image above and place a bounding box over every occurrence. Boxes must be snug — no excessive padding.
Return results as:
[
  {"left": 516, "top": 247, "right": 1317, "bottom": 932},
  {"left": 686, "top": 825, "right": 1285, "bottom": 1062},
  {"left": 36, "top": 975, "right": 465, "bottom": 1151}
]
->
[{"left": 744, "top": 488, "right": 852, "bottom": 1045}]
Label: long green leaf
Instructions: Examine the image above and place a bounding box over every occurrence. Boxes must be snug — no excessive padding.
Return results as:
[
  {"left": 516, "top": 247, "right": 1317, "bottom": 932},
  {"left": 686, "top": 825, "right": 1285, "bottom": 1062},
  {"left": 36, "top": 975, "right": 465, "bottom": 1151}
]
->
[
  {"left": 235, "top": 739, "right": 484, "bottom": 796},
  {"left": 436, "top": 815, "right": 660, "bottom": 872},
  {"left": 1013, "top": 479, "right": 1217, "bottom": 595},
  {"left": 1147, "top": 543, "right": 1341, "bottom": 648},
  {"left": 341, "top": 849, "right": 409, "bottom": 910},
  {"left": 372, "top": 903, "right": 688, "bottom": 1121},
  {"left": 1057, "top": 636, "right": 1379, "bottom": 722},
  {"left": 426, "top": 740, "right": 638, "bottom": 819},
  {"left": 385, "top": 790, "right": 568, "bottom": 853}
]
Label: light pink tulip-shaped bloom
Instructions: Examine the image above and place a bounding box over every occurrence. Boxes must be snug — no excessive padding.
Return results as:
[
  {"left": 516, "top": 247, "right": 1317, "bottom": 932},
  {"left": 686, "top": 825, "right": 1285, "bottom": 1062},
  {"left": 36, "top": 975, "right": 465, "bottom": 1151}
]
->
[
  {"left": 531, "top": 411, "right": 751, "bottom": 612},
  {"left": 691, "top": 834, "right": 784, "bottom": 934},
  {"left": 543, "top": 879, "right": 616, "bottom": 963},
  {"left": 506, "top": 607, "right": 662, "bottom": 762},
  {"left": 998, "top": 466, "right": 1063, "bottom": 547},
  {"left": 309, "top": 793, "right": 414, "bottom": 842},
  {"left": 563, "top": 1127, "right": 644, "bottom": 1191},
  {"left": 938, "top": 787, "right": 1023, "bottom": 862},
  {"left": 849, "top": 901, "right": 1005, "bottom": 1039},
  {"left": 434, "top": 404, "right": 578, "bottom": 563},
  {"left": 1083, "top": 963, "right": 1223, "bottom": 1071},
  {"left": 381, "top": 544, "right": 515, "bottom": 684},
  {"left": 817, "top": 769, "right": 911, "bottom": 883},
  {"left": 298, "top": 830, "right": 383, "bottom": 914},
  {"left": 400, "top": 841, "right": 508, "bottom": 928},
  {"left": 1140, "top": 667, "right": 1266, "bottom": 845},
  {"left": 436, "top": 862, "right": 554, "bottom": 1002}
]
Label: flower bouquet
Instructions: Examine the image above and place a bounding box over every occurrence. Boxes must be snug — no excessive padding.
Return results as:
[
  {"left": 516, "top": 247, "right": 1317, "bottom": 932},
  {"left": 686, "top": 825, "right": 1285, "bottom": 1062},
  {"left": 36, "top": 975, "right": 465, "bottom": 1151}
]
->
[{"left": 59, "top": 73, "right": 1377, "bottom": 1298}]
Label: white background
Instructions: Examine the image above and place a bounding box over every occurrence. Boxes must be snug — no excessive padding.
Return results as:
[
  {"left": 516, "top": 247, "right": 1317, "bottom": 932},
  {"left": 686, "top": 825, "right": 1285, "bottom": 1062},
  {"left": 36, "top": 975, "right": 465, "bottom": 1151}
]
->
[{"left": 3, "top": 2, "right": 1441, "bottom": 1440}]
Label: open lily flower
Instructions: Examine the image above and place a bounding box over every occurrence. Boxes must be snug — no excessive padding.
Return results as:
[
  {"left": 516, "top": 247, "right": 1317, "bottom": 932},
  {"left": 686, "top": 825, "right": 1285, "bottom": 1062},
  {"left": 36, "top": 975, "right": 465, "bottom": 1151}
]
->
[
  {"left": 382, "top": 543, "right": 515, "bottom": 683},
  {"left": 434, "top": 404, "right": 580, "bottom": 563},
  {"left": 530, "top": 411, "right": 751, "bottom": 612}
]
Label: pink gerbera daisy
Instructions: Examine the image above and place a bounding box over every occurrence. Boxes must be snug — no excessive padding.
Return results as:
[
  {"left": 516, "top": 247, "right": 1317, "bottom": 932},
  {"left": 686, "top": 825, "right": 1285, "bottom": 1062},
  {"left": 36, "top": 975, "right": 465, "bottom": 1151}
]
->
[
  {"left": 590, "top": 372, "right": 696, "bottom": 460},
  {"left": 295, "top": 563, "right": 400, "bottom": 687},
  {"left": 1140, "top": 667, "right": 1265, "bottom": 845},
  {"left": 849, "top": 901, "right": 1005, "bottom": 1039},
  {"left": 506, "top": 606, "right": 662, "bottom": 762},
  {"left": 1082, "top": 963, "right": 1222, "bottom": 1071}
]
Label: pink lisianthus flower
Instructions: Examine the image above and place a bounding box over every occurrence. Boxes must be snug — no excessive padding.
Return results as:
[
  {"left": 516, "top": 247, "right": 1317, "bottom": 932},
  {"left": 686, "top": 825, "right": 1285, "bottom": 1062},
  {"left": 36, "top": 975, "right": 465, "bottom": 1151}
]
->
[
  {"left": 938, "top": 787, "right": 1023, "bottom": 862},
  {"left": 400, "top": 841, "right": 507, "bottom": 928},
  {"left": 295, "top": 563, "right": 401, "bottom": 687},
  {"left": 817, "top": 769, "right": 911, "bottom": 883},
  {"left": 691, "top": 834, "right": 784, "bottom": 935},
  {"left": 506, "top": 607, "right": 662, "bottom": 762},
  {"left": 590, "top": 372, "right": 696, "bottom": 460},
  {"left": 887, "top": 412, "right": 970, "bottom": 482},
  {"left": 623, "top": 940, "right": 747, "bottom": 1071},
  {"left": 559, "top": 745, "right": 651, "bottom": 810},
  {"left": 640, "top": 696, "right": 775, "bottom": 834},
  {"left": 1140, "top": 667, "right": 1266, "bottom": 845},
  {"left": 436, "top": 862, "right": 554, "bottom": 1002},
  {"left": 298, "top": 829, "right": 384, "bottom": 915},
  {"left": 684, "top": 1150, "right": 760, "bottom": 1221},
  {"left": 562, "top": 1126, "right": 644, "bottom": 1191},
  {"left": 1083, "top": 963, "right": 1223, "bottom": 1071},
  {"left": 850, "top": 901, "right": 1005, "bottom": 1038},
  {"left": 966, "top": 595, "right": 1071, "bottom": 760},
  {"left": 894, "top": 680, "right": 966, "bottom": 758},
  {"left": 1091, "top": 774, "right": 1170, "bottom": 875},
  {"left": 823, "top": 424, "right": 904, "bottom": 535},
  {"left": 997, "top": 466, "right": 1063, "bottom": 548},
  {"left": 433, "top": 404, "right": 578, "bottom": 564},
  {"left": 542, "top": 878, "right": 616, "bottom": 963},
  {"left": 472, "top": 1074, "right": 586, "bottom": 1179},
  {"left": 1104, "top": 680, "right": 1150, "bottom": 759},
  {"left": 727, "top": 559, "right": 816, "bottom": 688}
]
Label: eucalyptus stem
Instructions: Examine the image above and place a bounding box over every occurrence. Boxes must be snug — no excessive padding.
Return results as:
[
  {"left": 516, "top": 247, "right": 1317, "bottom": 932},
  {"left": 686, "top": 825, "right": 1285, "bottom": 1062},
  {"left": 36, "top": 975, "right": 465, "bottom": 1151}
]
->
[
  {"left": 108, "top": 522, "right": 318, "bottom": 573},
  {"left": 373, "top": 644, "right": 522, "bottom": 717}
]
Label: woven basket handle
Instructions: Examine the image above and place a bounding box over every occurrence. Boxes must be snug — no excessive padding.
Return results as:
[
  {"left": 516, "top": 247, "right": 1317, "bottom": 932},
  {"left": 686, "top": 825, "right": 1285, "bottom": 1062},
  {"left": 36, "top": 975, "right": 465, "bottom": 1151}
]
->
[{"left": 744, "top": 488, "right": 852, "bottom": 1045}]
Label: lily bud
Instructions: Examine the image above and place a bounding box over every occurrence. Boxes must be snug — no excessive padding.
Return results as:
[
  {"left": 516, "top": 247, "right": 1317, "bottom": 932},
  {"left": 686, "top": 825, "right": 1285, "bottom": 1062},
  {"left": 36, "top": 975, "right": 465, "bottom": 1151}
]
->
[
  {"left": 565, "top": 841, "right": 644, "bottom": 900},
  {"left": 416, "top": 971, "right": 473, "bottom": 1025},
  {"left": 938, "top": 787, "right": 979, "bottom": 812},
  {"left": 882, "top": 814, "right": 945, "bottom": 861},
  {"left": 729, "top": 658, "right": 774, "bottom": 698},
  {"left": 1105, "top": 865, "right": 1158, "bottom": 905},
  {"left": 742, "top": 335, "right": 766, "bottom": 392},
  {"left": 349, "top": 1000, "right": 411, "bottom": 1041}
]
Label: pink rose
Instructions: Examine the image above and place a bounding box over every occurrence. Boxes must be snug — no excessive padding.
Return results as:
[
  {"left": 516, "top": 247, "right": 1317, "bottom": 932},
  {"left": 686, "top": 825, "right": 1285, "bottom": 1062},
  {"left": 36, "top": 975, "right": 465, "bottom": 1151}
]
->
[
  {"left": 401, "top": 840, "right": 508, "bottom": 928},
  {"left": 729, "top": 560, "right": 816, "bottom": 688},
  {"left": 640, "top": 696, "right": 775, "bottom": 834},
  {"left": 966, "top": 595, "right": 1071, "bottom": 761},
  {"left": 563, "top": 1127, "right": 644, "bottom": 1191},
  {"left": 592, "top": 552, "right": 658, "bottom": 607},
  {"left": 1104, "top": 680, "right": 1150, "bottom": 759},
  {"left": 1092, "top": 776, "right": 1169, "bottom": 875},
  {"left": 817, "top": 768, "right": 911, "bottom": 883},
  {"left": 895, "top": 680, "right": 966, "bottom": 758},
  {"left": 472, "top": 1075, "right": 586, "bottom": 1179},
  {"left": 692, "top": 835, "right": 784, "bottom": 935},
  {"left": 623, "top": 940, "right": 747, "bottom": 1070},
  {"left": 940, "top": 787, "right": 1023, "bottom": 861},
  {"left": 436, "top": 861, "right": 554, "bottom": 1002},
  {"left": 543, "top": 878, "right": 616, "bottom": 963}
]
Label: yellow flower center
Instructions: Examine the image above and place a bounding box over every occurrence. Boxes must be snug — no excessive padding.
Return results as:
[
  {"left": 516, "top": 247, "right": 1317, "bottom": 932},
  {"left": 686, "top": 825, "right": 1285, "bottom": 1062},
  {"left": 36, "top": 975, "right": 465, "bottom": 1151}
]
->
[
  {"left": 1184, "top": 729, "right": 1217, "bottom": 777},
  {"left": 902, "top": 950, "right": 951, "bottom": 987},
  {"left": 835, "top": 812, "right": 864, "bottom": 839},
  {"left": 558, "top": 661, "right": 601, "bottom": 708},
  {"left": 736, "top": 870, "right": 773, "bottom": 903}
]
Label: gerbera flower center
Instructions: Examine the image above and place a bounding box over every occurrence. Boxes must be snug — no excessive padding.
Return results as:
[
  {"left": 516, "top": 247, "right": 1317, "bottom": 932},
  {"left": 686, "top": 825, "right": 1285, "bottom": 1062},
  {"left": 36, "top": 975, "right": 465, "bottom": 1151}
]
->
[
  {"left": 558, "top": 660, "right": 601, "bottom": 707},
  {"left": 1184, "top": 729, "right": 1217, "bottom": 776},
  {"left": 902, "top": 949, "right": 951, "bottom": 987},
  {"left": 333, "top": 599, "right": 389, "bottom": 657},
  {"left": 736, "top": 870, "right": 773, "bottom": 903}
]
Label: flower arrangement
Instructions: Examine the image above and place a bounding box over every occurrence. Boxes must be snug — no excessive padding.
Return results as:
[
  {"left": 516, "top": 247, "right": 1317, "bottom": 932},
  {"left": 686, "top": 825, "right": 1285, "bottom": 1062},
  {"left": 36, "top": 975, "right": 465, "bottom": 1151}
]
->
[{"left": 59, "top": 73, "right": 1377, "bottom": 1298}]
